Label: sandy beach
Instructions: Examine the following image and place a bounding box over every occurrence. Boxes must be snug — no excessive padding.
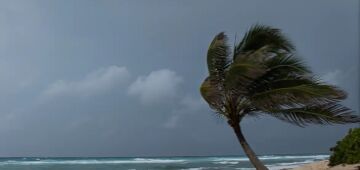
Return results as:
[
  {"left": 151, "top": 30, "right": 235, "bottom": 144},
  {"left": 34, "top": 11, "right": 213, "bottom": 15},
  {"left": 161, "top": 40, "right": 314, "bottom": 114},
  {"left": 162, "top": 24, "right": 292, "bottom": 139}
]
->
[{"left": 292, "top": 160, "right": 360, "bottom": 170}]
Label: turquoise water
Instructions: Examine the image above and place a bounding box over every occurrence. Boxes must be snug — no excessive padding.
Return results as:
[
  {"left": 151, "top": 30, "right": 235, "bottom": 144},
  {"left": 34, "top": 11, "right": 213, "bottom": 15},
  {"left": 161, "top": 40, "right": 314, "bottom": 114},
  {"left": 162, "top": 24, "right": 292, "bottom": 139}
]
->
[{"left": 0, "top": 155, "right": 329, "bottom": 170}]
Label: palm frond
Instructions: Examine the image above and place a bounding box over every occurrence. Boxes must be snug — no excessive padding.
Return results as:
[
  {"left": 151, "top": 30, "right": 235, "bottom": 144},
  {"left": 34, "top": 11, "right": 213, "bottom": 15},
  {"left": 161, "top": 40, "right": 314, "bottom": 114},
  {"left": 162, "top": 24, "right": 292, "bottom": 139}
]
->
[
  {"left": 207, "top": 32, "right": 230, "bottom": 85},
  {"left": 251, "top": 81, "right": 347, "bottom": 109},
  {"left": 265, "top": 53, "right": 311, "bottom": 74},
  {"left": 233, "top": 45, "right": 273, "bottom": 64},
  {"left": 224, "top": 61, "right": 266, "bottom": 95},
  {"left": 266, "top": 103, "right": 360, "bottom": 126},
  {"left": 200, "top": 77, "right": 224, "bottom": 113},
  {"left": 200, "top": 25, "right": 359, "bottom": 127},
  {"left": 246, "top": 53, "right": 312, "bottom": 96},
  {"left": 234, "top": 24, "right": 294, "bottom": 60}
]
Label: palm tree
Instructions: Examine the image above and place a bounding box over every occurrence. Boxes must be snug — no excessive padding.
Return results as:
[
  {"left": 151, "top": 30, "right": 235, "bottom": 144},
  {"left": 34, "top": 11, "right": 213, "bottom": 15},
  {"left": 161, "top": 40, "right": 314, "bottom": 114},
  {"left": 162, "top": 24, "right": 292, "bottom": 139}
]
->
[{"left": 200, "top": 24, "right": 360, "bottom": 170}]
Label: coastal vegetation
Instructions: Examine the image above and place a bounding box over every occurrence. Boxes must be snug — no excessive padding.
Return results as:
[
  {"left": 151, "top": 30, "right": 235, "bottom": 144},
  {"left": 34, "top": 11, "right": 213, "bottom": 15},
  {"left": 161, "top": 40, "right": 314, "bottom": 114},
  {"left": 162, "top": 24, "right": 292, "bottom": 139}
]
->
[
  {"left": 329, "top": 128, "right": 360, "bottom": 166},
  {"left": 200, "top": 24, "right": 360, "bottom": 170}
]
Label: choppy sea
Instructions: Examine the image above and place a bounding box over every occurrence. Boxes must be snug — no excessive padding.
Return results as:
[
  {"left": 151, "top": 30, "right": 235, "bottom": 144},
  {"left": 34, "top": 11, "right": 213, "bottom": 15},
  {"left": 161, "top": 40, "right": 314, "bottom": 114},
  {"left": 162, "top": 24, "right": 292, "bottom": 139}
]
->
[{"left": 0, "top": 154, "right": 329, "bottom": 170}]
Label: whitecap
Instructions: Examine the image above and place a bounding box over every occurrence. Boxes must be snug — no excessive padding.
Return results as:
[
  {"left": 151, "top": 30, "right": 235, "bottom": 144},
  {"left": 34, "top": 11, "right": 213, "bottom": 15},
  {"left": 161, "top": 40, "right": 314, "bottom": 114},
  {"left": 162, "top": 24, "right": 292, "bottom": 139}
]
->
[
  {"left": 0, "top": 158, "right": 187, "bottom": 165},
  {"left": 214, "top": 161, "right": 239, "bottom": 165},
  {"left": 267, "top": 160, "right": 315, "bottom": 170}
]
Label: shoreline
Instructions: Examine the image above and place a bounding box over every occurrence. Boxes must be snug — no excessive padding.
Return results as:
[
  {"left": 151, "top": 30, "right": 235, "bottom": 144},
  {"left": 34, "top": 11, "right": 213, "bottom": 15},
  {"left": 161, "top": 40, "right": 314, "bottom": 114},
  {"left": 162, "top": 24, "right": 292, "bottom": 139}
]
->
[{"left": 291, "top": 160, "right": 360, "bottom": 170}]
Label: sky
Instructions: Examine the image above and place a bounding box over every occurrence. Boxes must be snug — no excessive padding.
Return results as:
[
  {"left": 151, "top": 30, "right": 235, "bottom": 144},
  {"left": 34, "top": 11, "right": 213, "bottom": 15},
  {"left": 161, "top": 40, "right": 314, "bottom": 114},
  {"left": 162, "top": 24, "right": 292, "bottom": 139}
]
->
[{"left": 0, "top": 0, "right": 358, "bottom": 157}]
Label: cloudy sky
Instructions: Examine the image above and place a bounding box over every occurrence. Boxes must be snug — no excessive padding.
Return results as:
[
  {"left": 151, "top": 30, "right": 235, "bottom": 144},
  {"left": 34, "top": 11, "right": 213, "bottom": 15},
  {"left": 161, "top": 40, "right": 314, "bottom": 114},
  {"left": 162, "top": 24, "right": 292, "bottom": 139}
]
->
[{"left": 0, "top": 0, "right": 358, "bottom": 157}]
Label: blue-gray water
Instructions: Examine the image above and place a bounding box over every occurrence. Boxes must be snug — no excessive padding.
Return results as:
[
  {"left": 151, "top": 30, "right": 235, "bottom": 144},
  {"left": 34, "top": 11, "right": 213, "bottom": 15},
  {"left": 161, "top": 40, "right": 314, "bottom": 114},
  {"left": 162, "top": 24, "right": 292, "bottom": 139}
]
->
[{"left": 0, "top": 154, "right": 329, "bottom": 170}]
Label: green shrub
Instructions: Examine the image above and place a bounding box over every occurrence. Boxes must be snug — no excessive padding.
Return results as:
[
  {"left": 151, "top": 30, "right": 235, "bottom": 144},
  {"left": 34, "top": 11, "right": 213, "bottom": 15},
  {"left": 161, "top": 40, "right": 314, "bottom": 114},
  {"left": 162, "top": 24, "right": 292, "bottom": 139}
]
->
[{"left": 329, "top": 128, "right": 360, "bottom": 166}]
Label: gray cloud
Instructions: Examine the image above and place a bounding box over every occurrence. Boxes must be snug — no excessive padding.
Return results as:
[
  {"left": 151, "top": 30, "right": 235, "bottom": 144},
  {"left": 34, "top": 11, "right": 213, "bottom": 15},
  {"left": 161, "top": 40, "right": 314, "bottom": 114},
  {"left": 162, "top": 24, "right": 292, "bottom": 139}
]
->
[
  {"left": 43, "top": 66, "right": 129, "bottom": 99},
  {"left": 128, "top": 69, "right": 183, "bottom": 105}
]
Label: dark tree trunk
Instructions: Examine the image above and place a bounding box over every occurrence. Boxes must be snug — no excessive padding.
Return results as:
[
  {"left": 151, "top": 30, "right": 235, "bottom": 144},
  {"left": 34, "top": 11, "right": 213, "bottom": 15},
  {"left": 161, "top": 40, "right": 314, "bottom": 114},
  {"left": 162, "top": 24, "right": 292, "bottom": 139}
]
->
[{"left": 232, "top": 124, "right": 268, "bottom": 170}]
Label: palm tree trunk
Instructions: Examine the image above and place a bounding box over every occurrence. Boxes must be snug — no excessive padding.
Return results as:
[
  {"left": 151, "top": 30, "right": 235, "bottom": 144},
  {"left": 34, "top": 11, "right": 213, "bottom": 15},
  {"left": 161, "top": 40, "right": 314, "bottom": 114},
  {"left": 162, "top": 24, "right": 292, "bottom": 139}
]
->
[{"left": 232, "top": 124, "right": 268, "bottom": 170}]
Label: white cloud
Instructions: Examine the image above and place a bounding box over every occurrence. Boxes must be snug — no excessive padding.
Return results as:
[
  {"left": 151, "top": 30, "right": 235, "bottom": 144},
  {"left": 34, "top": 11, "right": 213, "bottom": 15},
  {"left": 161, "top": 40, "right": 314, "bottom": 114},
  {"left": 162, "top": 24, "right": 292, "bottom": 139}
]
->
[
  {"left": 128, "top": 69, "right": 182, "bottom": 104},
  {"left": 321, "top": 69, "right": 342, "bottom": 85},
  {"left": 43, "top": 66, "right": 130, "bottom": 98}
]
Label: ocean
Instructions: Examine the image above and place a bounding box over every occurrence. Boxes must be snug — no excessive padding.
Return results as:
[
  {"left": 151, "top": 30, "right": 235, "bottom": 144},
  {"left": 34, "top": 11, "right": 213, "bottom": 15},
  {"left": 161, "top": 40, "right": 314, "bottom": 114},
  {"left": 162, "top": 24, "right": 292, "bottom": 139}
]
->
[{"left": 0, "top": 154, "right": 328, "bottom": 170}]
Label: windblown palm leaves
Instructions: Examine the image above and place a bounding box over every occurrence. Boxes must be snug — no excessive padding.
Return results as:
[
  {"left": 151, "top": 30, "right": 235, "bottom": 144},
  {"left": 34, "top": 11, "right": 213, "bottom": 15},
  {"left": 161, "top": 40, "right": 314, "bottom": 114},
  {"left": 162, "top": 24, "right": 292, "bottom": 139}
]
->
[{"left": 200, "top": 24, "right": 359, "bottom": 126}]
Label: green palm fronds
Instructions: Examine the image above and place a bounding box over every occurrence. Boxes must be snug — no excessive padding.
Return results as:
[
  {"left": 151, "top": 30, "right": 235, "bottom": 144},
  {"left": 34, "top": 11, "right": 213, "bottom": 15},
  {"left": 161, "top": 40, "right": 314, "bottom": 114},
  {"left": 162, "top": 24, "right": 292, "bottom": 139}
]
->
[{"left": 200, "top": 24, "right": 359, "bottom": 126}]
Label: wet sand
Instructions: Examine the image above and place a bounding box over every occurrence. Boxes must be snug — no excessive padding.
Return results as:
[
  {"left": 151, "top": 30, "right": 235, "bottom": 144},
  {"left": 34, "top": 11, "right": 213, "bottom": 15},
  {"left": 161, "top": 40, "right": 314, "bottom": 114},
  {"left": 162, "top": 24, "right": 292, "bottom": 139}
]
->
[{"left": 291, "top": 160, "right": 360, "bottom": 170}]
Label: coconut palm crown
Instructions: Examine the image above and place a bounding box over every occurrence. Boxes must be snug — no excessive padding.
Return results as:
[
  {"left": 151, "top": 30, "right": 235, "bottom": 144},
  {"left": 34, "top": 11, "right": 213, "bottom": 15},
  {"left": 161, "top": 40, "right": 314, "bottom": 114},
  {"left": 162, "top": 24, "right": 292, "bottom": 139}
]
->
[{"left": 200, "top": 25, "right": 360, "bottom": 170}]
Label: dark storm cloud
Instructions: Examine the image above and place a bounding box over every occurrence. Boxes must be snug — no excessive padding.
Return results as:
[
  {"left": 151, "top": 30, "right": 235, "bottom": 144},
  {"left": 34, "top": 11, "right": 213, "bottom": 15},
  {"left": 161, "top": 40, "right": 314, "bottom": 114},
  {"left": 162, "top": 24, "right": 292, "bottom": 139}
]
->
[{"left": 0, "top": 0, "right": 358, "bottom": 157}]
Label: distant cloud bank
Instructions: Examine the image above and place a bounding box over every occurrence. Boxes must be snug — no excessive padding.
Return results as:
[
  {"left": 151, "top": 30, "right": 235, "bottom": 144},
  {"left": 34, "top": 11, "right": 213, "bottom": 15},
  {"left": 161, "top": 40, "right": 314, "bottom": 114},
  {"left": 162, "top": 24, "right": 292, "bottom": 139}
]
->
[
  {"left": 128, "top": 69, "right": 183, "bottom": 105},
  {"left": 43, "top": 66, "right": 130, "bottom": 98}
]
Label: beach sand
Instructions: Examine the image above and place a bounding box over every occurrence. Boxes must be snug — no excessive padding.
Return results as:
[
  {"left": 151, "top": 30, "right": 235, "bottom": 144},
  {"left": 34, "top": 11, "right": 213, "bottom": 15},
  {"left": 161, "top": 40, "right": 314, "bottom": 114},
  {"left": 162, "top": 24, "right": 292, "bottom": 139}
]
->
[{"left": 292, "top": 160, "right": 360, "bottom": 170}]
